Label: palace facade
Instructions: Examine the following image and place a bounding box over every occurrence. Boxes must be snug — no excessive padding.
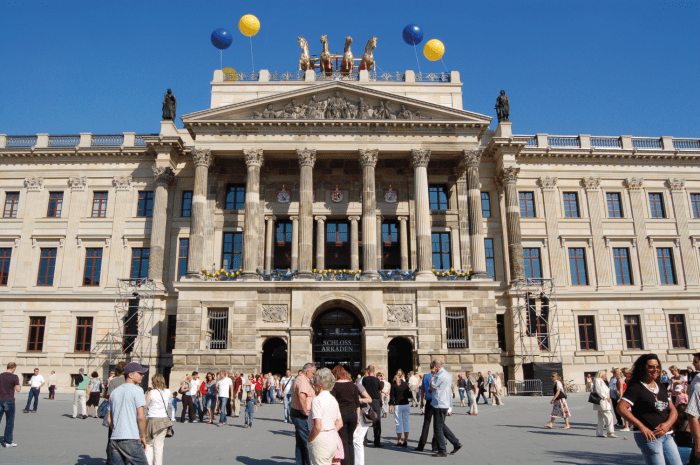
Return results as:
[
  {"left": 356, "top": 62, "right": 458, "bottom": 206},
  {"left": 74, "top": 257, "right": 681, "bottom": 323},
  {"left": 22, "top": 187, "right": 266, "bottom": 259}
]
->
[{"left": 1, "top": 68, "right": 699, "bottom": 392}]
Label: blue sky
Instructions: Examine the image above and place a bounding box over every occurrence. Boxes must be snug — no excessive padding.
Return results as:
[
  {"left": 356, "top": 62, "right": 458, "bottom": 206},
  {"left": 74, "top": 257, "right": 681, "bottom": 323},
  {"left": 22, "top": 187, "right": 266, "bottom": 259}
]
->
[{"left": 0, "top": 0, "right": 698, "bottom": 137}]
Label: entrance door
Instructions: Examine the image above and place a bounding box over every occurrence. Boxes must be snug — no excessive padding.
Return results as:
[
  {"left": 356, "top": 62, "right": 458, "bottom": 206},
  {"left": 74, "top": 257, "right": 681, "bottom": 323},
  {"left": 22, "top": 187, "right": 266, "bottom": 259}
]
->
[
  {"left": 387, "top": 337, "right": 414, "bottom": 380},
  {"left": 312, "top": 308, "right": 363, "bottom": 379},
  {"left": 262, "top": 338, "right": 288, "bottom": 375}
]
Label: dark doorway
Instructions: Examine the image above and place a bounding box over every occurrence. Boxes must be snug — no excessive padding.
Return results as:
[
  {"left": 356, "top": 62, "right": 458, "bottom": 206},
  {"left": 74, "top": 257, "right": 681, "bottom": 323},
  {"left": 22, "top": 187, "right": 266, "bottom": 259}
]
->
[
  {"left": 387, "top": 337, "right": 414, "bottom": 381},
  {"left": 312, "top": 308, "right": 363, "bottom": 378},
  {"left": 262, "top": 338, "right": 288, "bottom": 376},
  {"left": 325, "top": 221, "right": 351, "bottom": 269}
]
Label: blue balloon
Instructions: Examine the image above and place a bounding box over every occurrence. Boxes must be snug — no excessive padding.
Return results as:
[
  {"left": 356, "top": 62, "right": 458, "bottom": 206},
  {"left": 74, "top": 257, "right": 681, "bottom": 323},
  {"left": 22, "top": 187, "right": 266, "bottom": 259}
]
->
[
  {"left": 211, "top": 28, "right": 232, "bottom": 50},
  {"left": 403, "top": 24, "right": 423, "bottom": 46}
]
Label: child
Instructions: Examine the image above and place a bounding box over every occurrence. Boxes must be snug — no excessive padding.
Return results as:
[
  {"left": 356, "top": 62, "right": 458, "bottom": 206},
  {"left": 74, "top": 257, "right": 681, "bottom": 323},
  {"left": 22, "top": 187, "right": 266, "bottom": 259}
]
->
[
  {"left": 244, "top": 391, "right": 258, "bottom": 428},
  {"left": 675, "top": 385, "right": 689, "bottom": 407},
  {"left": 170, "top": 391, "right": 181, "bottom": 422}
]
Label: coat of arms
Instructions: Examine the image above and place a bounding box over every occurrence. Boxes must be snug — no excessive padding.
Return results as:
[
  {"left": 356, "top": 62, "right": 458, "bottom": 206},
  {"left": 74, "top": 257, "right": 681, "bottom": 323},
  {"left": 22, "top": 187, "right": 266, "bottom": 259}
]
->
[
  {"left": 384, "top": 186, "right": 397, "bottom": 203},
  {"left": 277, "top": 186, "right": 290, "bottom": 203},
  {"left": 331, "top": 186, "right": 343, "bottom": 203}
]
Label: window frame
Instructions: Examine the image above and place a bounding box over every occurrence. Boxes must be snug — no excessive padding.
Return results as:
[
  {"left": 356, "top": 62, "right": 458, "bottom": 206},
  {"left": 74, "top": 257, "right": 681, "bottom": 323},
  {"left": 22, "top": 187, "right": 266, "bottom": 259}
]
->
[
  {"left": 648, "top": 192, "right": 666, "bottom": 219},
  {"left": 3, "top": 192, "right": 20, "bottom": 218},
  {"left": 177, "top": 238, "right": 189, "bottom": 281},
  {"left": 181, "top": 191, "right": 193, "bottom": 218},
  {"left": 562, "top": 192, "right": 580, "bottom": 218},
  {"left": 568, "top": 247, "right": 589, "bottom": 286},
  {"left": 484, "top": 238, "right": 495, "bottom": 280},
  {"left": 691, "top": 194, "right": 700, "bottom": 219},
  {"left": 519, "top": 191, "right": 536, "bottom": 218},
  {"left": 0, "top": 247, "right": 11, "bottom": 286},
  {"left": 46, "top": 191, "right": 64, "bottom": 218},
  {"left": 523, "top": 247, "right": 542, "bottom": 279},
  {"left": 623, "top": 314, "right": 644, "bottom": 350},
  {"left": 27, "top": 316, "right": 46, "bottom": 352},
  {"left": 136, "top": 191, "right": 154, "bottom": 218},
  {"left": 82, "top": 248, "right": 103, "bottom": 286},
  {"left": 130, "top": 248, "right": 150, "bottom": 279},
  {"left": 445, "top": 307, "right": 469, "bottom": 349},
  {"left": 577, "top": 315, "right": 598, "bottom": 351},
  {"left": 613, "top": 247, "right": 633, "bottom": 285},
  {"left": 224, "top": 183, "right": 246, "bottom": 210},
  {"left": 431, "top": 231, "right": 451, "bottom": 270},
  {"left": 656, "top": 247, "right": 677, "bottom": 285},
  {"left": 481, "top": 191, "right": 491, "bottom": 218},
  {"left": 91, "top": 191, "right": 108, "bottom": 218},
  {"left": 668, "top": 313, "right": 689, "bottom": 349},
  {"left": 37, "top": 247, "right": 58, "bottom": 286},
  {"left": 221, "top": 232, "right": 243, "bottom": 271},
  {"left": 429, "top": 184, "right": 449, "bottom": 211},
  {"left": 74, "top": 316, "right": 94, "bottom": 353},
  {"left": 606, "top": 192, "right": 624, "bottom": 218}
]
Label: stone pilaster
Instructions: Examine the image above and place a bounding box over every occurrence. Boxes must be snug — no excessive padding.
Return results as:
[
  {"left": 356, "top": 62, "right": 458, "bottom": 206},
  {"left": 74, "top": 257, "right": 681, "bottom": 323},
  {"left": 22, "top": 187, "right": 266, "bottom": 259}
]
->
[
  {"left": 582, "top": 177, "right": 613, "bottom": 289},
  {"left": 264, "top": 215, "right": 276, "bottom": 272},
  {"left": 14, "top": 178, "right": 44, "bottom": 287},
  {"left": 315, "top": 216, "right": 326, "bottom": 270},
  {"left": 297, "top": 149, "right": 316, "bottom": 279},
  {"left": 349, "top": 216, "right": 360, "bottom": 271},
  {"left": 105, "top": 176, "right": 132, "bottom": 286},
  {"left": 359, "top": 149, "right": 380, "bottom": 280},
  {"left": 376, "top": 211, "right": 383, "bottom": 270},
  {"left": 499, "top": 167, "right": 525, "bottom": 282},
  {"left": 464, "top": 150, "right": 488, "bottom": 279},
  {"left": 411, "top": 149, "right": 435, "bottom": 280},
  {"left": 241, "top": 149, "right": 264, "bottom": 279},
  {"left": 668, "top": 178, "right": 700, "bottom": 289},
  {"left": 186, "top": 149, "right": 212, "bottom": 277},
  {"left": 148, "top": 165, "right": 175, "bottom": 283},
  {"left": 59, "top": 178, "right": 88, "bottom": 289},
  {"left": 397, "top": 216, "right": 409, "bottom": 271},
  {"left": 290, "top": 216, "right": 299, "bottom": 272},
  {"left": 625, "top": 177, "right": 657, "bottom": 289},
  {"left": 538, "top": 177, "right": 567, "bottom": 283},
  {"left": 454, "top": 166, "right": 471, "bottom": 271},
  {"left": 450, "top": 226, "right": 462, "bottom": 270}
]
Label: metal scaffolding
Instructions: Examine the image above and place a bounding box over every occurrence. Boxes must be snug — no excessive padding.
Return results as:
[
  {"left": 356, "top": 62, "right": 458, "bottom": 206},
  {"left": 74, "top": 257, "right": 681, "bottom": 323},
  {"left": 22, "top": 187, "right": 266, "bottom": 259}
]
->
[
  {"left": 108, "top": 278, "right": 156, "bottom": 367},
  {"left": 512, "top": 278, "right": 561, "bottom": 373}
]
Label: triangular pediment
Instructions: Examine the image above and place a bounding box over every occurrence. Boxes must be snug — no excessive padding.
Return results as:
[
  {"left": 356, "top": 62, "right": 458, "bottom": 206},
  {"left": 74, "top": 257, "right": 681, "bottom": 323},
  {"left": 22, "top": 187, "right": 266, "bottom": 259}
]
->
[{"left": 181, "top": 81, "right": 491, "bottom": 125}]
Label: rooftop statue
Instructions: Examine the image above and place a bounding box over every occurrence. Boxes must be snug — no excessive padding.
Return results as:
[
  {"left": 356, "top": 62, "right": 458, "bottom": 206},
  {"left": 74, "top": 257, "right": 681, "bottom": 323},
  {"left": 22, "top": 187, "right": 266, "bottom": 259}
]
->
[
  {"left": 341, "top": 37, "right": 354, "bottom": 75},
  {"left": 495, "top": 90, "right": 510, "bottom": 122},
  {"left": 359, "top": 36, "right": 377, "bottom": 71},
  {"left": 162, "top": 89, "right": 177, "bottom": 121},
  {"left": 319, "top": 34, "right": 332, "bottom": 77},
  {"left": 298, "top": 36, "right": 312, "bottom": 72}
]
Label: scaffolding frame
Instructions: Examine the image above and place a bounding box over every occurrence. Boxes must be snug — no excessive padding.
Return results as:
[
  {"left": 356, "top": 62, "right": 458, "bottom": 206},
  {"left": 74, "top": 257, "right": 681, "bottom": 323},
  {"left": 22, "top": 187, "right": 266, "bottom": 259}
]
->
[
  {"left": 108, "top": 278, "right": 156, "bottom": 368},
  {"left": 512, "top": 278, "right": 561, "bottom": 373}
]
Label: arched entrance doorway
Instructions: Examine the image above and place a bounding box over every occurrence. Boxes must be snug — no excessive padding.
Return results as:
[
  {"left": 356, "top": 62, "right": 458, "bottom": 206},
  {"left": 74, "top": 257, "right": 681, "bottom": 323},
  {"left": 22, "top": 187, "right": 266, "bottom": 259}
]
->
[
  {"left": 388, "top": 337, "right": 414, "bottom": 381},
  {"left": 262, "top": 338, "right": 288, "bottom": 376},
  {"left": 312, "top": 308, "right": 363, "bottom": 379}
]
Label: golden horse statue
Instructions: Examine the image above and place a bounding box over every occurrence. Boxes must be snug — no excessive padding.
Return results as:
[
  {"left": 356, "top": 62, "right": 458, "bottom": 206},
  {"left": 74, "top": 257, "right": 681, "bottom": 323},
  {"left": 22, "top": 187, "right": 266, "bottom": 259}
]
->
[
  {"left": 319, "top": 34, "right": 333, "bottom": 76},
  {"left": 298, "top": 36, "right": 312, "bottom": 72},
  {"left": 341, "top": 36, "right": 354, "bottom": 75},
  {"left": 359, "top": 36, "right": 377, "bottom": 71}
]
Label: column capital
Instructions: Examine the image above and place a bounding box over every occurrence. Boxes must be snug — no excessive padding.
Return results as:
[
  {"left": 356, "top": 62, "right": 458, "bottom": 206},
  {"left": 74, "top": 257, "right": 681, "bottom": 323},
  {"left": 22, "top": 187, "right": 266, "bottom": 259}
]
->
[
  {"left": 453, "top": 166, "right": 467, "bottom": 182},
  {"left": 244, "top": 149, "right": 264, "bottom": 167},
  {"left": 192, "top": 148, "right": 213, "bottom": 167},
  {"left": 667, "top": 178, "right": 686, "bottom": 191},
  {"left": 624, "top": 177, "right": 644, "bottom": 190},
  {"left": 265, "top": 215, "right": 277, "bottom": 222},
  {"left": 397, "top": 216, "right": 408, "bottom": 222},
  {"left": 498, "top": 167, "right": 520, "bottom": 185},
  {"left": 152, "top": 165, "right": 175, "bottom": 185},
  {"left": 297, "top": 148, "right": 317, "bottom": 167},
  {"left": 539, "top": 176, "right": 558, "bottom": 191},
  {"left": 24, "top": 177, "right": 43, "bottom": 191},
  {"left": 410, "top": 149, "right": 431, "bottom": 168},
  {"left": 67, "top": 176, "right": 87, "bottom": 191},
  {"left": 348, "top": 216, "right": 361, "bottom": 222},
  {"left": 581, "top": 177, "right": 600, "bottom": 191},
  {"left": 290, "top": 216, "right": 299, "bottom": 222},
  {"left": 358, "top": 149, "right": 379, "bottom": 167},
  {"left": 314, "top": 215, "right": 326, "bottom": 223},
  {"left": 113, "top": 175, "right": 132, "bottom": 191},
  {"left": 462, "top": 149, "right": 483, "bottom": 168}
]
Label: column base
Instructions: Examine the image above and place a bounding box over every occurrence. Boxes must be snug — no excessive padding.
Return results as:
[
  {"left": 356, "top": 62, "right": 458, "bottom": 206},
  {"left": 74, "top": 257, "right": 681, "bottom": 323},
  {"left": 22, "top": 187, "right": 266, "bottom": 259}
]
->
[
  {"left": 470, "top": 271, "right": 491, "bottom": 281},
  {"left": 415, "top": 271, "right": 437, "bottom": 282},
  {"left": 360, "top": 271, "right": 381, "bottom": 282}
]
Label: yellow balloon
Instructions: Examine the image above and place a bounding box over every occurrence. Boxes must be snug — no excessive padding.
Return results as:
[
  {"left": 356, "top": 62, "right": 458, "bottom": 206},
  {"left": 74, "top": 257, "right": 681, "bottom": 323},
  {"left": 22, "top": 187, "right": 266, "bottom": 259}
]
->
[
  {"left": 239, "top": 14, "right": 260, "bottom": 37},
  {"left": 424, "top": 39, "right": 445, "bottom": 61}
]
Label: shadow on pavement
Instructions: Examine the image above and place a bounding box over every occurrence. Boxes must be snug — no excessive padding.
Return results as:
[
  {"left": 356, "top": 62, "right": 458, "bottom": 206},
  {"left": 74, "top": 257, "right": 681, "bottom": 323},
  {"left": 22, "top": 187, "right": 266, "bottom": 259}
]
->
[
  {"left": 548, "top": 450, "right": 644, "bottom": 464},
  {"left": 236, "top": 456, "right": 294, "bottom": 465},
  {"left": 269, "top": 429, "right": 296, "bottom": 437},
  {"left": 75, "top": 455, "right": 106, "bottom": 465}
]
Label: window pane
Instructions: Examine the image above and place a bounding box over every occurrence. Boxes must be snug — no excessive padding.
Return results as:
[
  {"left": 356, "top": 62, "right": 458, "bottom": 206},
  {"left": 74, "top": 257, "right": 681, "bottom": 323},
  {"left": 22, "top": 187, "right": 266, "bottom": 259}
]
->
[
  {"left": 481, "top": 192, "right": 491, "bottom": 218},
  {"left": 607, "top": 193, "right": 622, "bottom": 218},
  {"left": 485, "top": 239, "right": 495, "bottom": 280},
  {"left": 519, "top": 192, "right": 535, "bottom": 217},
  {"left": 613, "top": 248, "right": 632, "bottom": 285},
  {"left": 657, "top": 248, "right": 676, "bottom": 285},
  {"left": 181, "top": 191, "right": 192, "bottom": 217},
  {"left": 563, "top": 192, "right": 579, "bottom": 218},
  {"left": 0, "top": 248, "right": 11, "bottom": 286}
]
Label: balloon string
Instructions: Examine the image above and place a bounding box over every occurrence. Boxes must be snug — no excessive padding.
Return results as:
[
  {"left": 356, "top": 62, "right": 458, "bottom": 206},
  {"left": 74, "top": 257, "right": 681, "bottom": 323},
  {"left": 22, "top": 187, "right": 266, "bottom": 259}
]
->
[
  {"left": 220, "top": 50, "right": 223, "bottom": 70},
  {"left": 413, "top": 43, "right": 422, "bottom": 74},
  {"left": 249, "top": 36, "right": 255, "bottom": 74},
  {"left": 440, "top": 58, "right": 448, "bottom": 73}
]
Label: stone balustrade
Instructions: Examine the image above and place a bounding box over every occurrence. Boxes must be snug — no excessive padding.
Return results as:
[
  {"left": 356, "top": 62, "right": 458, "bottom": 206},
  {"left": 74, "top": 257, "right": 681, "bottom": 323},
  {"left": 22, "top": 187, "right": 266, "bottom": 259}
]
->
[{"left": 0, "top": 133, "right": 157, "bottom": 148}]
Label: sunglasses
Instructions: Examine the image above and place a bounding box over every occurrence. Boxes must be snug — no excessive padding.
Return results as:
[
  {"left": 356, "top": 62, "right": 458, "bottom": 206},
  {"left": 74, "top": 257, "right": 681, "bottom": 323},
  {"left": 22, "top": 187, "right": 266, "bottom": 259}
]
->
[{"left": 646, "top": 366, "right": 661, "bottom": 370}]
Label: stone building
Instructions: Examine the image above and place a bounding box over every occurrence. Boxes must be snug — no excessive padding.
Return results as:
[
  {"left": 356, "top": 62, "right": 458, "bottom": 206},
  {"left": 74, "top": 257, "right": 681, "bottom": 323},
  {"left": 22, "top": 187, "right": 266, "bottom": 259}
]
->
[{"left": 1, "top": 68, "right": 699, "bottom": 392}]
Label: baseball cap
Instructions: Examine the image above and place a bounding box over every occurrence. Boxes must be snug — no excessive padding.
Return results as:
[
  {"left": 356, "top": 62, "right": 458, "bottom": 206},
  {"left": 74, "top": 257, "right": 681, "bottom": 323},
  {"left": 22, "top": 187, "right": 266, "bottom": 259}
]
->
[{"left": 124, "top": 362, "right": 148, "bottom": 376}]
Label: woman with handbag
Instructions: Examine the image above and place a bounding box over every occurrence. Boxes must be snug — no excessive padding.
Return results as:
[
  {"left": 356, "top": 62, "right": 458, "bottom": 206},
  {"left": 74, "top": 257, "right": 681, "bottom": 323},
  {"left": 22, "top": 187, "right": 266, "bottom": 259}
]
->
[
  {"left": 353, "top": 379, "right": 374, "bottom": 465},
  {"left": 592, "top": 370, "right": 616, "bottom": 438},
  {"left": 330, "top": 366, "right": 360, "bottom": 465},
  {"left": 145, "top": 373, "right": 173, "bottom": 465},
  {"left": 544, "top": 373, "right": 571, "bottom": 429},
  {"left": 179, "top": 375, "right": 194, "bottom": 423},
  {"left": 307, "top": 368, "right": 343, "bottom": 465}
]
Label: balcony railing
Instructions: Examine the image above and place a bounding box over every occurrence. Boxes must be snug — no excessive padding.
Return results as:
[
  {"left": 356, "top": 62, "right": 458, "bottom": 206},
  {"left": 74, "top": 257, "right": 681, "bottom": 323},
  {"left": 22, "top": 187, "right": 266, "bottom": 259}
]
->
[
  {"left": 6, "top": 135, "right": 37, "bottom": 147},
  {"left": 91, "top": 134, "right": 124, "bottom": 146},
  {"left": 591, "top": 137, "right": 622, "bottom": 148},
  {"left": 548, "top": 136, "right": 580, "bottom": 148},
  {"left": 673, "top": 139, "right": 700, "bottom": 150},
  {"left": 525, "top": 136, "right": 537, "bottom": 147},
  {"left": 225, "top": 70, "right": 448, "bottom": 83},
  {"left": 49, "top": 135, "right": 80, "bottom": 147},
  {"left": 632, "top": 138, "right": 662, "bottom": 149}
]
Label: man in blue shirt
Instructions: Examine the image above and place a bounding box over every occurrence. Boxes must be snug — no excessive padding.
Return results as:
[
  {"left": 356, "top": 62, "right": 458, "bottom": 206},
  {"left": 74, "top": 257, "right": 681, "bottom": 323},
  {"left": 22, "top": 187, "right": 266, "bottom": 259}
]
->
[
  {"left": 430, "top": 360, "right": 462, "bottom": 457},
  {"left": 415, "top": 366, "right": 438, "bottom": 451},
  {"left": 107, "top": 362, "right": 148, "bottom": 465}
]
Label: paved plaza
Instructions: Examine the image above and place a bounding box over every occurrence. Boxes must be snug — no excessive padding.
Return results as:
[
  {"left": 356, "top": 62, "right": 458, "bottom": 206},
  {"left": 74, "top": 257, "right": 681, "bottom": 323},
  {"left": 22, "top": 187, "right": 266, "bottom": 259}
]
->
[{"left": 3, "top": 392, "right": 644, "bottom": 465}]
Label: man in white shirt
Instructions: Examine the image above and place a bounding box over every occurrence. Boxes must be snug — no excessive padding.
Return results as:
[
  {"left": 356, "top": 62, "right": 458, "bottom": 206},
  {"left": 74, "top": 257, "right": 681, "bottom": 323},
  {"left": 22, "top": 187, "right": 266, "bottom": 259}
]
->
[
  {"left": 280, "top": 369, "right": 295, "bottom": 423},
  {"left": 430, "top": 360, "right": 462, "bottom": 457},
  {"left": 216, "top": 370, "right": 233, "bottom": 426},
  {"left": 23, "top": 368, "right": 45, "bottom": 413},
  {"left": 189, "top": 372, "right": 201, "bottom": 423},
  {"left": 48, "top": 370, "right": 57, "bottom": 400},
  {"left": 688, "top": 353, "right": 700, "bottom": 398}
]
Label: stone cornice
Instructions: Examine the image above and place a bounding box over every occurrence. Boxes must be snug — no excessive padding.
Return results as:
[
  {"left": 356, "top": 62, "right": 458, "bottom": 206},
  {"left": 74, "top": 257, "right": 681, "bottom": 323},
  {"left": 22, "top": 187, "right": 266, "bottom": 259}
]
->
[{"left": 518, "top": 147, "right": 700, "bottom": 164}]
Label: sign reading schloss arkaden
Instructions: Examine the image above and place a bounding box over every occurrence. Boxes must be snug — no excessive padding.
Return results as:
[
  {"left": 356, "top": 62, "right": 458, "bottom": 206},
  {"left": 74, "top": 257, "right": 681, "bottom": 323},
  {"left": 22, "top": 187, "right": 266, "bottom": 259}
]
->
[{"left": 321, "top": 339, "right": 355, "bottom": 352}]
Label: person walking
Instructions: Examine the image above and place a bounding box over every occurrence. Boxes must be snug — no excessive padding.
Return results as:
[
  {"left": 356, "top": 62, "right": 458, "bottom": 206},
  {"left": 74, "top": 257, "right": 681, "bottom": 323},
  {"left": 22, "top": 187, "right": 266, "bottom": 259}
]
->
[
  {"left": 23, "top": 368, "right": 44, "bottom": 413},
  {"left": 477, "top": 372, "right": 488, "bottom": 404},
  {"left": 178, "top": 375, "right": 194, "bottom": 423},
  {"left": 466, "top": 371, "right": 478, "bottom": 416},
  {"left": 330, "top": 365, "right": 360, "bottom": 465},
  {"left": 86, "top": 371, "right": 104, "bottom": 419},
  {"left": 544, "top": 373, "right": 571, "bottom": 430},
  {"left": 216, "top": 369, "right": 233, "bottom": 427},
  {"left": 281, "top": 369, "right": 295, "bottom": 423},
  {"left": 267, "top": 373, "right": 278, "bottom": 404},
  {"left": 234, "top": 372, "right": 243, "bottom": 418},
  {"left": 0, "top": 362, "right": 21, "bottom": 448},
  {"left": 361, "top": 365, "right": 383, "bottom": 448},
  {"left": 618, "top": 353, "right": 683, "bottom": 465},
  {"left": 415, "top": 367, "right": 437, "bottom": 452},
  {"left": 592, "top": 369, "right": 616, "bottom": 438},
  {"left": 106, "top": 362, "right": 149, "bottom": 465},
  {"left": 486, "top": 371, "right": 494, "bottom": 401},
  {"left": 379, "top": 373, "right": 390, "bottom": 418},
  {"left": 492, "top": 373, "right": 504, "bottom": 406},
  {"left": 144, "top": 373, "right": 172, "bottom": 465},
  {"left": 610, "top": 368, "right": 623, "bottom": 427},
  {"left": 457, "top": 374, "right": 467, "bottom": 407},
  {"left": 105, "top": 361, "right": 127, "bottom": 465},
  {"left": 292, "top": 362, "right": 316, "bottom": 465},
  {"left": 244, "top": 391, "right": 258, "bottom": 428},
  {"left": 352, "top": 380, "right": 374, "bottom": 465},
  {"left": 307, "top": 368, "right": 343, "bottom": 465},
  {"left": 389, "top": 368, "right": 411, "bottom": 447},
  {"left": 408, "top": 371, "right": 419, "bottom": 408},
  {"left": 73, "top": 368, "right": 89, "bottom": 419},
  {"left": 169, "top": 392, "right": 180, "bottom": 422},
  {"left": 429, "top": 360, "right": 462, "bottom": 457},
  {"left": 48, "top": 370, "right": 57, "bottom": 400},
  {"left": 188, "top": 372, "right": 202, "bottom": 423},
  {"left": 203, "top": 373, "right": 217, "bottom": 424}
]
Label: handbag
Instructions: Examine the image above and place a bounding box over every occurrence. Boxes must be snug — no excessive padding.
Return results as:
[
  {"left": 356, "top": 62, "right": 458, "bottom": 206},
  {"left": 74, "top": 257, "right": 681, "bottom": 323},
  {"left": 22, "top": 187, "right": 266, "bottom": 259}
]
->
[
  {"left": 361, "top": 403, "right": 377, "bottom": 423},
  {"left": 553, "top": 383, "right": 567, "bottom": 401},
  {"left": 156, "top": 390, "right": 175, "bottom": 438},
  {"left": 588, "top": 392, "right": 602, "bottom": 405}
]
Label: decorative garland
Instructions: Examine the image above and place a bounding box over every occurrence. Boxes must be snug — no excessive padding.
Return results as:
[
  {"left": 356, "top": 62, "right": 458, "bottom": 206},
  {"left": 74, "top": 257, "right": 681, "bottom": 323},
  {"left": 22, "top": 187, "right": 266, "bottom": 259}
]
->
[{"left": 432, "top": 267, "right": 472, "bottom": 278}]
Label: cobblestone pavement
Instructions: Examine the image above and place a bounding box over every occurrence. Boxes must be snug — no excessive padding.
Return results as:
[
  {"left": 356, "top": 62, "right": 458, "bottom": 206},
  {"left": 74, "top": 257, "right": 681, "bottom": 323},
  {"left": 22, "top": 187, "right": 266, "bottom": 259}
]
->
[{"left": 2, "top": 392, "right": 644, "bottom": 464}]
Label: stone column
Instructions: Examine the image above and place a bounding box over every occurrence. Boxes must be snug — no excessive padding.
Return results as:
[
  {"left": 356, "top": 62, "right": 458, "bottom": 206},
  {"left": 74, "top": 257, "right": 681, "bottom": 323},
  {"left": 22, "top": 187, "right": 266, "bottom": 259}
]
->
[
  {"left": 315, "top": 216, "right": 326, "bottom": 270},
  {"left": 290, "top": 216, "right": 299, "bottom": 272},
  {"left": 625, "top": 178, "right": 657, "bottom": 289},
  {"left": 539, "top": 177, "right": 567, "bottom": 282},
  {"left": 376, "top": 211, "right": 383, "bottom": 270},
  {"left": 264, "top": 215, "right": 276, "bottom": 272},
  {"left": 464, "top": 150, "right": 489, "bottom": 279},
  {"left": 241, "top": 149, "right": 264, "bottom": 279},
  {"left": 411, "top": 149, "right": 435, "bottom": 280},
  {"left": 297, "top": 149, "right": 316, "bottom": 279},
  {"left": 186, "top": 149, "right": 212, "bottom": 277},
  {"left": 668, "top": 178, "right": 700, "bottom": 289},
  {"left": 582, "top": 177, "right": 614, "bottom": 289},
  {"left": 398, "top": 216, "right": 409, "bottom": 271},
  {"left": 454, "top": 167, "right": 471, "bottom": 271},
  {"left": 359, "top": 149, "right": 380, "bottom": 281},
  {"left": 349, "top": 216, "right": 360, "bottom": 271},
  {"left": 148, "top": 165, "right": 175, "bottom": 283},
  {"left": 499, "top": 167, "right": 525, "bottom": 281}
]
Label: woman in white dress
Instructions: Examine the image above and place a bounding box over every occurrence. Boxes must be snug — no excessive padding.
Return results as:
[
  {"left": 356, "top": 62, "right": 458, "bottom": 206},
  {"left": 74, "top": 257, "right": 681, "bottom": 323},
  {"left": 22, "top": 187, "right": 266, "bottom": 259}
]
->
[
  {"left": 592, "top": 369, "right": 616, "bottom": 438},
  {"left": 544, "top": 373, "right": 571, "bottom": 429}
]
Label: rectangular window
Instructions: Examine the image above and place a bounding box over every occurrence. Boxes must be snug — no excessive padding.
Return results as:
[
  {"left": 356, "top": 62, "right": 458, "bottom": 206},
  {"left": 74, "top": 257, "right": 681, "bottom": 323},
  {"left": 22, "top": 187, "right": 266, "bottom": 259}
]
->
[
  {"left": 446, "top": 308, "right": 468, "bottom": 349},
  {"left": 429, "top": 185, "right": 449, "bottom": 211},
  {"left": 0, "top": 248, "right": 10, "bottom": 286},
  {"left": 3, "top": 192, "right": 19, "bottom": 218},
  {"left": 177, "top": 238, "right": 189, "bottom": 281},
  {"left": 613, "top": 248, "right": 633, "bottom": 285},
  {"left": 381, "top": 221, "right": 401, "bottom": 270},
  {"left": 649, "top": 193, "right": 666, "bottom": 218},
  {"left": 92, "top": 192, "right": 108, "bottom": 218},
  {"left": 137, "top": 191, "right": 154, "bottom": 217},
  {"left": 83, "top": 248, "right": 103, "bottom": 286},
  {"left": 46, "top": 192, "right": 63, "bottom": 217},
  {"left": 624, "top": 315, "right": 643, "bottom": 349},
  {"left": 74, "top": 316, "right": 93, "bottom": 353},
  {"left": 181, "top": 191, "right": 192, "bottom": 217},
  {"left": 130, "top": 248, "right": 150, "bottom": 279},
  {"left": 208, "top": 308, "right": 228, "bottom": 350},
  {"left": 691, "top": 194, "right": 700, "bottom": 219},
  {"left": 577, "top": 315, "right": 597, "bottom": 350},
  {"left": 222, "top": 233, "right": 243, "bottom": 270},
  {"left": 431, "top": 232, "right": 451, "bottom": 270},
  {"left": 27, "top": 316, "right": 46, "bottom": 352},
  {"left": 481, "top": 192, "right": 491, "bottom": 218},
  {"left": 569, "top": 248, "right": 588, "bottom": 285},
  {"left": 519, "top": 192, "right": 535, "bottom": 217},
  {"left": 166, "top": 314, "right": 177, "bottom": 354},
  {"left": 657, "top": 248, "right": 677, "bottom": 285},
  {"left": 607, "top": 193, "right": 623, "bottom": 218},
  {"left": 563, "top": 192, "right": 579, "bottom": 218},
  {"left": 326, "top": 221, "right": 350, "bottom": 269},
  {"left": 485, "top": 238, "right": 495, "bottom": 280},
  {"left": 496, "top": 314, "right": 506, "bottom": 351},
  {"left": 274, "top": 221, "right": 293, "bottom": 270},
  {"left": 22, "top": 374, "right": 33, "bottom": 386},
  {"left": 669, "top": 314, "right": 688, "bottom": 349},
  {"left": 225, "top": 184, "right": 246, "bottom": 210},
  {"left": 523, "top": 248, "right": 542, "bottom": 278},
  {"left": 37, "top": 248, "right": 57, "bottom": 286}
]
